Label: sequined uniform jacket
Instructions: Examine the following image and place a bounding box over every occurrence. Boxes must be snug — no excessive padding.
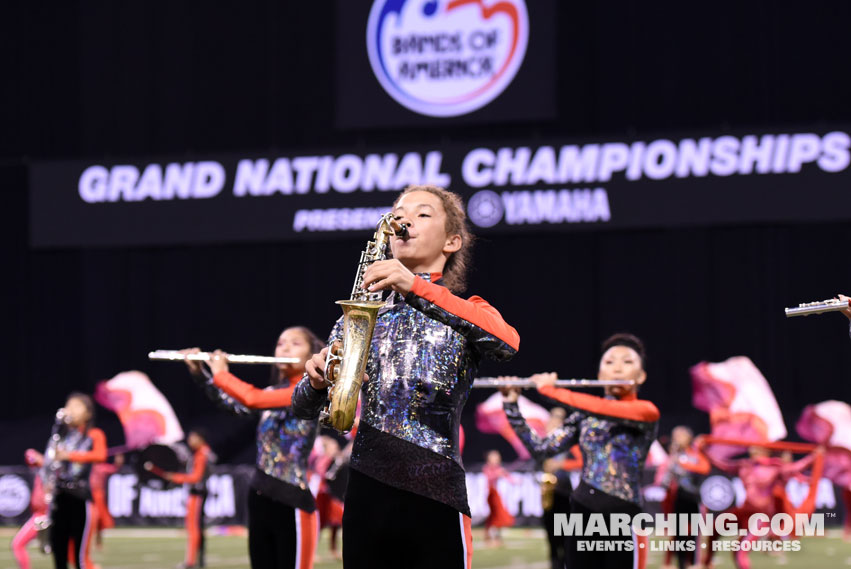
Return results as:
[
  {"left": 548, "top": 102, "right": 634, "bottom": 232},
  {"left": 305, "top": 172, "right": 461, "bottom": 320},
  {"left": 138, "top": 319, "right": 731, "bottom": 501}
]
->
[
  {"left": 49, "top": 427, "right": 107, "bottom": 501},
  {"left": 504, "top": 386, "right": 659, "bottom": 508},
  {"left": 293, "top": 273, "right": 520, "bottom": 516},
  {"left": 196, "top": 370, "right": 318, "bottom": 512}
]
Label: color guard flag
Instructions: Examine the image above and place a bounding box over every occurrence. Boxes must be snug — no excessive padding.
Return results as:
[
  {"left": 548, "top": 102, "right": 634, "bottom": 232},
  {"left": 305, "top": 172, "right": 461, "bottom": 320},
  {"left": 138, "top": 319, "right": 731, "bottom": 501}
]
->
[
  {"left": 691, "top": 356, "right": 787, "bottom": 461},
  {"left": 95, "top": 370, "right": 185, "bottom": 449}
]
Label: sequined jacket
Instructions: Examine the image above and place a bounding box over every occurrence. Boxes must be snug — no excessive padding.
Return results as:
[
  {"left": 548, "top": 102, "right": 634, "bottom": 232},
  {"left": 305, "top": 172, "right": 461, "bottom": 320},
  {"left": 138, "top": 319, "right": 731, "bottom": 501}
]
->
[
  {"left": 49, "top": 427, "right": 107, "bottom": 501},
  {"left": 293, "top": 273, "right": 519, "bottom": 515},
  {"left": 505, "top": 387, "right": 659, "bottom": 506},
  {"left": 197, "top": 370, "right": 317, "bottom": 511}
]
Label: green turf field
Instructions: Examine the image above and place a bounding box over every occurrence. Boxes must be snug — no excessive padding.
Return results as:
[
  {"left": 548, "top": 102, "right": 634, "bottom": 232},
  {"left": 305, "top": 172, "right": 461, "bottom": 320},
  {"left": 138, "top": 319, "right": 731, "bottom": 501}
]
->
[{"left": 2, "top": 527, "right": 851, "bottom": 568}]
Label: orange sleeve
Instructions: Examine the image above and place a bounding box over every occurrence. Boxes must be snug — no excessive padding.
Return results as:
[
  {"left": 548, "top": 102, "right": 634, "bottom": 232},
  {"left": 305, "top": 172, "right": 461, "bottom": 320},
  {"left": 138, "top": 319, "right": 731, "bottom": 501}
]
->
[
  {"left": 68, "top": 428, "right": 107, "bottom": 463},
  {"left": 537, "top": 385, "right": 660, "bottom": 423},
  {"left": 561, "top": 445, "right": 583, "bottom": 470},
  {"left": 170, "top": 446, "right": 209, "bottom": 485},
  {"left": 213, "top": 371, "right": 294, "bottom": 409},
  {"left": 681, "top": 447, "right": 711, "bottom": 474},
  {"left": 410, "top": 277, "right": 520, "bottom": 351}
]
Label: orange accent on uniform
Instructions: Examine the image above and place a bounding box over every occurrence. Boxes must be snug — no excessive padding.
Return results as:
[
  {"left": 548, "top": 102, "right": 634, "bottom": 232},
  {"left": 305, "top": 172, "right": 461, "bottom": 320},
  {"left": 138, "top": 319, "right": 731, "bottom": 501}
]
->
[
  {"left": 537, "top": 386, "right": 660, "bottom": 423},
  {"left": 409, "top": 277, "right": 520, "bottom": 351},
  {"left": 213, "top": 371, "right": 301, "bottom": 409},
  {"left": 297, "top": 509, "right": 318, "bottom": 569},
  {"left": 463, "top": 515, "right": 473, "bottom": 569},
  {"left": 781, "top": 451, "right": 824, "bottom": 520},
  {"left": 562, "top": 445, "right": 583, "bottom": 471},
  {"left": 91, "top": 488, "right": 113, "bottom": 531},
  {"left": 170, "top": 445, "right": 210, "bottom": 485},
  {"left": 635, "top": 533, "right": 648, "bottom": 569},
  {"left": 185, "top": 494, "right": 203, "bottom": 566},
  {"left": 680, "top": 447, "right": 711, "bottom": 475},
  {"left": 67, "top": 428, "right": 107, "bottom": 463},
  {"left": 67, "top": 502, "right": 95, "bottom": 569}
]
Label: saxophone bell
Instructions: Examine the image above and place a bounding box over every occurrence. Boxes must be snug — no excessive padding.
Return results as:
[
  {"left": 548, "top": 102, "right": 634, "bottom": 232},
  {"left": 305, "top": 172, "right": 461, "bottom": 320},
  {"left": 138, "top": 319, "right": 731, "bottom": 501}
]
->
[{"left": 320, "top": 212, "right": 401, "bottom": 433}]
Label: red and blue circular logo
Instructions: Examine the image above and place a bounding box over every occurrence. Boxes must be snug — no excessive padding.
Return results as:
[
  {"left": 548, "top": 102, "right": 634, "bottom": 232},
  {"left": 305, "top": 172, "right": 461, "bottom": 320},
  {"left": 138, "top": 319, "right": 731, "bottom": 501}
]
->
[{"left": 367, "top": 0, "right": 529, "bottom": 117}]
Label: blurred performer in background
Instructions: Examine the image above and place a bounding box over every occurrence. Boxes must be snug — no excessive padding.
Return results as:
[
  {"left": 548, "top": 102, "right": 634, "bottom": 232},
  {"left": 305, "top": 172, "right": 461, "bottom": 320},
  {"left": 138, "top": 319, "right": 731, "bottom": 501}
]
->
[
  {"left": 540, "top": 442, "right": 582, "bottom": 569},
  {"left": 27, "top": 393, "right": 107, "bottom": 569},
  {"left": 503, "top": 333, "right": 659, "bottom": 569},
  {"left": 89, "top": 454, "right": 123, "bottom": 550},
  {"left": 183, "top": 325, "right": 324, "bottom": 569},
  {"left": 145, "top": 430, "right": 212, "bottom": 568},
  {"left": 11, "top": 450, "right": 50, "bottom": 569},
  {"left": 482, "top": 450, "right": 515, "bottom": 546},
  {"left": 655, "top": 426, "right": 709, "bottom": 569},
  {"left": 309, "top": 435, "right": 344, "bottom": 561},
  {"left": 696, "top": 439, "right": 823, "bottom": 569},
  {"left": 295, "top": 186, "right": 520, "bottom": 569}
]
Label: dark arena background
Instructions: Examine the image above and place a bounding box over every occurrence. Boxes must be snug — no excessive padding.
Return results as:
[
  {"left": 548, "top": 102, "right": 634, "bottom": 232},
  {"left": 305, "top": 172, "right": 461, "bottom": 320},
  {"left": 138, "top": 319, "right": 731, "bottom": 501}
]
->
[{"left": 2, "top": 2, "right": 851, "bottom": 568}]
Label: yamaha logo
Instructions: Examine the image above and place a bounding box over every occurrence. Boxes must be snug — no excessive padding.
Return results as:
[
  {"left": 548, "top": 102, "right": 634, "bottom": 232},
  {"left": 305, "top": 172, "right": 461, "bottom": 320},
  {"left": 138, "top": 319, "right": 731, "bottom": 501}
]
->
[{"left": 367, "top": 0, "right": 529, "bottom": 117}]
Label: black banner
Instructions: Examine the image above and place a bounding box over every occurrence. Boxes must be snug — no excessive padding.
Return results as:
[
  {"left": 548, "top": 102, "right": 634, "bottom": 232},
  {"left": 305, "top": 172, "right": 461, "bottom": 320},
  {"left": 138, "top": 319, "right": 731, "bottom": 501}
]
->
[
  {"left": 29, "top": 128, "right": 851, "bottom": 248},
  {"left": 335, "top": 0, "right": 556, "bottom": 127},
  {"left": 0, "top": 466, "right": 843, "bottom": 528}
]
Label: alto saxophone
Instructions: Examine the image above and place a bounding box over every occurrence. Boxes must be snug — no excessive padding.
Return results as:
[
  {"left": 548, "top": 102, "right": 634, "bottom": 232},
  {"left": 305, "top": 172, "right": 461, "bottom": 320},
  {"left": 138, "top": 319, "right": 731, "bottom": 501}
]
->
[{"left": 321, "top": 212, "right": 408, "bottom": 432}]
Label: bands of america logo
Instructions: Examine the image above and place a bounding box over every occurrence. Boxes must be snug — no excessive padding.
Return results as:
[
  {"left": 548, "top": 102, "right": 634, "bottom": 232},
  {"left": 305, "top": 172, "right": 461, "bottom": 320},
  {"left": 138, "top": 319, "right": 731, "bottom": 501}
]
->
[
  {"left": 367, "top": 0, "right": 529, "bottom": 117},
  {"left": 0, "top": 475, "right": 31, "bottom": 518},
  {"left": 700, "top": 475, "right": 736, "bottom": 512}
]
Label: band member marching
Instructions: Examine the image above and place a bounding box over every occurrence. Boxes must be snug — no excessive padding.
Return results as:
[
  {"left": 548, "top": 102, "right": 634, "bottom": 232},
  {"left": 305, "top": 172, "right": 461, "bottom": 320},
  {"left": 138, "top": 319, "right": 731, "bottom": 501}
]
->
[
  {"left": 502, "top": 333, "right": 659, "bottom": 569},
  {"left": 656, "top": 426, "right": 710, "bottom": 569},
  {"left": 294, "top": 185, "right": 520, "bottom": 569},
  {"left": 27, "top": 393, "right": 107, "bottom": 569},
  {"left": 145, "top": 430, "right": 213, "bottom": 568},
  {"left": 182, "top": 325, "right": 325, "bottom": 569},
  {"left": 482, "top": 450, "right": 516, "bottom": 546}
]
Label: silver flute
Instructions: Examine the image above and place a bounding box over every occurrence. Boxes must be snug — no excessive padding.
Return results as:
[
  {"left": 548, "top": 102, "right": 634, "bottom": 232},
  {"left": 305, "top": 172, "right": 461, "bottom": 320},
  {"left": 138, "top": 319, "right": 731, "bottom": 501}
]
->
[
  {"left": 148, "top": 350, "right": 299, "bottom": 364},
  {"left": 784, "top": 298, "right": 851, "bottom": 317},
  {"left": 473, "top": 377, "right": 635, "bottom": 389}
]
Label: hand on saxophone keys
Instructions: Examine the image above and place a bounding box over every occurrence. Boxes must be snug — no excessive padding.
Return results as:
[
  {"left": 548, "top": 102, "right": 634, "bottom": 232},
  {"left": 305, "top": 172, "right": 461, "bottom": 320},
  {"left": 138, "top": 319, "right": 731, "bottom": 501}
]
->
[
  {"left": 305, "top": 346, "right": 333, "bottom": 390},
  {"left": 361, "top": 259, "right": 416, "bottom": 295}
]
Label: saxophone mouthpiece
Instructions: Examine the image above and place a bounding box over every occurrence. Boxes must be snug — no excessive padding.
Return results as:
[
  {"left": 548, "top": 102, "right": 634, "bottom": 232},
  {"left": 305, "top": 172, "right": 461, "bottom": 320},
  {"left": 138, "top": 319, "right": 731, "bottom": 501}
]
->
[{"left": 394, "top": 222, "right": 410, "bottom": 240}]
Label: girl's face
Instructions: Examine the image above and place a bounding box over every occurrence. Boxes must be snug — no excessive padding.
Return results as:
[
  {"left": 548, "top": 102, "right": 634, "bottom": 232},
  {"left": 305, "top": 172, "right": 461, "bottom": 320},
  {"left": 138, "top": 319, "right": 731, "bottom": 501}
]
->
[
  {"left": 486, "top": 451, "right": 501, "bottom": 465},
  {"left": 276, "top": 329, "right": 312, "bottom": 376},
  {"left": 598, "top": 345, "right": 646, "bottom": 398},
  {"left": 64, "top": 397, "right": 91, "bottom": 428},
  {"left": 390, "top": 191, "right": 461, "bottom": 274},
  {"left": 672, "top": 427, "right": 692, "bottom": 449},
  {"left": 187, "top": 432, "right": 203, "bottom": 450}
]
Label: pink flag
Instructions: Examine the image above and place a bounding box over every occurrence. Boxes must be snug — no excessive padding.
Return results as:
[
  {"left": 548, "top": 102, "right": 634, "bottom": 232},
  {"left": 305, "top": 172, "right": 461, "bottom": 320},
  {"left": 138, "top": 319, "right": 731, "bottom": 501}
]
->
[
  {"left": 475, "top": 392, "right": 550, "bottom": 460},
  {"left": 95, "top": 370, "right": 184, "bottom": 449},
  {"left": 797, "top": 400, "right": 851, "bottom": 487},
  {"left": 691, "top": 356, "right": 786, "bottom": 461}
]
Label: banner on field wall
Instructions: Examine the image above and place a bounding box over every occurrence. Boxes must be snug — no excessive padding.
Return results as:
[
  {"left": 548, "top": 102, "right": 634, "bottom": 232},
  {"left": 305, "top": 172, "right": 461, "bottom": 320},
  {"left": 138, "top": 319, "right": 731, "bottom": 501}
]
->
[
  {"left": 0, "top": 465, "right": 842, "bottom": 527},
  {"left": 29, "top": 129, "right": 851, "bottom": 247}
]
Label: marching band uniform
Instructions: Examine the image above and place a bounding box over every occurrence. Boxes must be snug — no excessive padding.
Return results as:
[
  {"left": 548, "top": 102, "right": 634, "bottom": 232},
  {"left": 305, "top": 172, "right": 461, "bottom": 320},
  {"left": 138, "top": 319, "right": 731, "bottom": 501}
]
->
[
  {"left": 197, "top": 370, "right": 318, "bottom": 569},
  {"left": 49, "top": 425, "right": 107, "bottom": 569},
  {"left": 505, "top": 387, "right": 659, "bottom": 569},
  {"left": 293, "top": 272, "right": 519, "bottom": 569}
]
